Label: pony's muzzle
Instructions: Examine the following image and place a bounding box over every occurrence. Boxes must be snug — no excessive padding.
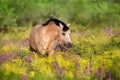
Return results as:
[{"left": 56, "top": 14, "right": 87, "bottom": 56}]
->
[{"left": 67, "top": 42, "right": 72, "bottom": 48}]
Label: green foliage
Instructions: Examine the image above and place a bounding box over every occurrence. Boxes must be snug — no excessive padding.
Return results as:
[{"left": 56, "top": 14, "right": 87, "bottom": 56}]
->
[
  {"left": 0, "top": 0, "right": 16, "bottom": 27},
  {"left": 0, "top": 0, "right": 120, "bottom": 27},
  {"left": 0, "top": 26, "right": 120, "bottom": 80}
]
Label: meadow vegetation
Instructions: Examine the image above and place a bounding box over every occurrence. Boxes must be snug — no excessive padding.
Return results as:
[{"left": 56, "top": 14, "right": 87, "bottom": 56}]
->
[{"left": 0, "top": 0, "right": 120, "bottom": 80}]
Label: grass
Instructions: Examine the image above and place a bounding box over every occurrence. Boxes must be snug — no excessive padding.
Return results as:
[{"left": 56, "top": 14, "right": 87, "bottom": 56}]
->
[{"left": 0, "top": 26, "right": 120, "bottom": 80}]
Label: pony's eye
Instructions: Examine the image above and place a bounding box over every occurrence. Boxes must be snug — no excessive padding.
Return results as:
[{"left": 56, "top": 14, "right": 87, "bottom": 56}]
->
[{"left": 62, "top": 33, "right": 65, "bottom": 35}]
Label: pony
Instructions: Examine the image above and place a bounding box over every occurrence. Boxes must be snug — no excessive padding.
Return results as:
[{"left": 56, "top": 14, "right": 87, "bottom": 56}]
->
[{"left": 29, "top": 18, "right": 72, "bottom": 56}]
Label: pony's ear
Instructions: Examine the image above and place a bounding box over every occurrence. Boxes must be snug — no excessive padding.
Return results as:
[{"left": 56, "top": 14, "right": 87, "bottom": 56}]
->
[
  {"left": 58, "top": 23, "right": 64, "bottom": 40},
  {"left": 59, "top": 23, "right": 63, "bottom": 29},
  {"left": 67, "top": 23, "right": 70, "bottom": 27}
]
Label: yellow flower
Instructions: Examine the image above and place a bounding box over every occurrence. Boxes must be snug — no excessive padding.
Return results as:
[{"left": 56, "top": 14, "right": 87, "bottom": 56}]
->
[
  {"left": 29, "top": 71, "right": 35, "bottom": 77},
  {"left": 79, "top": 59, "right": 88, "bottom": 64},
  {"left": 18, "top": 68, "right": 26, "bottom": 74},
  {"left": 2, "top": 46, "right": 10, "bottom": 52},
  {"left": 3, "top": 63, "right": 10, "bottom": 71},
  {"left": 47, "top": 56, "right": 54, "bottom": 63},
  {"left": 66, "top": 71, "right": 74, "bottom": 78}
]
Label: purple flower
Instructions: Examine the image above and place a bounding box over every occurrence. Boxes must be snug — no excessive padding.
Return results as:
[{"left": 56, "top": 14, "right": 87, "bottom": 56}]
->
[
  {"left": 103, "top": 71, "right": 111, "bottom": 80},
  {"left": 0, "top": 54, "right": 13, "bottom": 63},
  {"left": 52, "top": 60, "right": 63, "bottom": 77},
  {"left": 102, "top": 62, "right": 105, "bottom": 67},
  {"left": 13, "top": 40, "right": 19, "bottom": 44},
  {"left": 83, "top": 65, "right": 93, "bottom": 75},
  {"left": 104, "top": 29, "right": 113, "bottom": 35},
  {"left": 95, "top": 68, "right": 102, "bottom": 77},
  {"left": 26, "top": 56, "right": 33, "bottom": 63},
  {"left": 1, "top": 40, "right": 10, "bottom": 46},
  {"left": 83, "top": 66, "right": 88, "bottom": 74},
  {"left": 22, "top": 74, "right": 28, "bottom": 80},
  {"left": 89, "top": 65, "right": 92, "bottom": 74},
  {"left": 20, "top": 39, "right": 29, "bottom": 46},
  {"left": 52, "top": 60, "right": 59, "bottom": 67},
  {"left": 77, "top": 62, "right": 80, "bottom": 71},
  {"left": 58, "top": 67, "right": 63, "bottom": 77},
  {"left": 1, "top": 40, "right": 19, "bottom": 46}
]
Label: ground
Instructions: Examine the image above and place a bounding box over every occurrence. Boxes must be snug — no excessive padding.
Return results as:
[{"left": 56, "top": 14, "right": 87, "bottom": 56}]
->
[{"left": 0, "top": 26, "right": 120, "bottom": 80}]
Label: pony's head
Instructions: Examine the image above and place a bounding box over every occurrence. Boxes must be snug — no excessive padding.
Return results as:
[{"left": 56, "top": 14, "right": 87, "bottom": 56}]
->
[
  {"left": 42, "top": 18, "right": 72, "bottom": 48},
  {"left": 59, "top": 23, "right": 72, "bottom": 48}
]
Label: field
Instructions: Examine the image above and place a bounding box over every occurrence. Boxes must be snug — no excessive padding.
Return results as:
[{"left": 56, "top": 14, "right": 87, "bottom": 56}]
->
[
  {"left": 0, "top": 0, "right": 120, "bottom": 80},
  {"left": 0, "top": 26, "right": 120, "bottom": 80}
]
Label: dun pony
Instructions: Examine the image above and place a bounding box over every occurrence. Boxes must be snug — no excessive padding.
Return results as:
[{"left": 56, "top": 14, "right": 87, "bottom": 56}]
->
[{"left": 29, "top": 18, "right": 72, "bottom": 56}]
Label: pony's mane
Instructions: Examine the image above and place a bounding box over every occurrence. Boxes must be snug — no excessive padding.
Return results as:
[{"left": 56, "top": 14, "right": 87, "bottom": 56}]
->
[{"left": 42, "top": 18, "right": 69, "bottom": 31}]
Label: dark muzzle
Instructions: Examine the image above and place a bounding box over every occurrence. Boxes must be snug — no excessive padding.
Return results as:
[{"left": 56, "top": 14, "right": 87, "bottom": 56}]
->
[{"left": 64, "top": 42, "right": 72, "bottom": 48}]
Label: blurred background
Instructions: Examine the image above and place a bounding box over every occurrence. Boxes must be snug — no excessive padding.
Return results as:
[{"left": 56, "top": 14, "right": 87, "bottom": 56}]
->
[
  {"left": 0, "top": 0, "right": 120, "bottom": 29},
  {"left": 0, "top": 0, "right": 120, "bottom": 80}
]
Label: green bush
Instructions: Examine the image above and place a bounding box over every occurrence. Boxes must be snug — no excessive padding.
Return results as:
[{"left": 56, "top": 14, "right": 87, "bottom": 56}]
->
[{"left": 0, "top": 0, "right": 120, "bottom": 28}]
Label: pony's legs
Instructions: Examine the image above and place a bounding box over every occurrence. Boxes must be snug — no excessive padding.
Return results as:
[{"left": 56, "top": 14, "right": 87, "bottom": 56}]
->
[
  {"left": 48, "top": 40, "right": 57, "bottom": 56},
  {"left": 37, "top": 45, "right": 47, "bottom": 55},
  {"left": 49, "top": 50, "right": 55, "bottom": 56}
]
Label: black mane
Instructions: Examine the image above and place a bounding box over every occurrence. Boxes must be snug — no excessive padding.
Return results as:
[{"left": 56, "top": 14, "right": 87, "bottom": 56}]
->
[{"left": 42, "top": 18, "right": 69, "bottom": 31}]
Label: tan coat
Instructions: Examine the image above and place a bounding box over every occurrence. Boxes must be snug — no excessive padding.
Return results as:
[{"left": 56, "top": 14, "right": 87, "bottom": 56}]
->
[{"left": 29, "top": 21, "right": 63, "bottom": 55}]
